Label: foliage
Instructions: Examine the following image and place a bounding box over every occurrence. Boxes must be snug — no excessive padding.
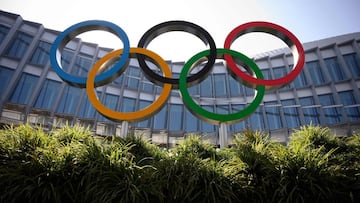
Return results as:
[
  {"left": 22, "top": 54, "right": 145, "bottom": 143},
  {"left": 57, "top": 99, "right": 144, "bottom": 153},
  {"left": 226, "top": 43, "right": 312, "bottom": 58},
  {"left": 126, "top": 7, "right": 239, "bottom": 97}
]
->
[{"left": 0, "top": 124, "right": 359, "bottom": 202}]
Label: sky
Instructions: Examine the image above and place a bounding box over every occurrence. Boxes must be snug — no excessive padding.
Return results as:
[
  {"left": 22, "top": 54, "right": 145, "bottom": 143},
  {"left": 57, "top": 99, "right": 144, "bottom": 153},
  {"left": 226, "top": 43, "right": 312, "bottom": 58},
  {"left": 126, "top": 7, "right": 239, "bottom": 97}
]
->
[{"left": 1, "top": 0, "right": 360, "bottom": 62}]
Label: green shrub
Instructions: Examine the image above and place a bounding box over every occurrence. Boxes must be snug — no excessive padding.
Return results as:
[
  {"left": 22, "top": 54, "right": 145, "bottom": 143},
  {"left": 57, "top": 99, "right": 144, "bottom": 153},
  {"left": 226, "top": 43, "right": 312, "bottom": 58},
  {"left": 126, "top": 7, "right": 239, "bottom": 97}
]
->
[{"left": 0, "top": 124, "right": 359, "bottom": 202}]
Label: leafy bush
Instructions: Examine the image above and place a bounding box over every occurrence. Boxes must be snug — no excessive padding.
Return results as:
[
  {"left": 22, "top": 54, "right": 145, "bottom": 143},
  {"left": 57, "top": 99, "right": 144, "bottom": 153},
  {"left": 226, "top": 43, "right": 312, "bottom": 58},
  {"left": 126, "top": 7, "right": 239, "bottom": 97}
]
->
[{"left": 0, "top": 124, "right": 359, "bottom": 202}]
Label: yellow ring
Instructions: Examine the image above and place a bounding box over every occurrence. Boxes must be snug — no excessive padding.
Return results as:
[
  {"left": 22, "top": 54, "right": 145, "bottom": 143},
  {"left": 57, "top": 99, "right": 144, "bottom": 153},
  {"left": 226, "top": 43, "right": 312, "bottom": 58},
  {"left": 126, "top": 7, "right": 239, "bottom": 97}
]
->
[{"left": 86, "top": 47, "right": 172, "bottom": 122}]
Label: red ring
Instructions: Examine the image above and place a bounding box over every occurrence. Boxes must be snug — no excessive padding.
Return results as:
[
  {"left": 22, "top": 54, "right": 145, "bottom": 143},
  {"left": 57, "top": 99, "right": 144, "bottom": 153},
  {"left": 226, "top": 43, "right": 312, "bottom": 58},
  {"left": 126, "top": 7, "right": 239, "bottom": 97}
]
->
[{"left": 224, "top": 21, "right": 305, "bottom": 88}]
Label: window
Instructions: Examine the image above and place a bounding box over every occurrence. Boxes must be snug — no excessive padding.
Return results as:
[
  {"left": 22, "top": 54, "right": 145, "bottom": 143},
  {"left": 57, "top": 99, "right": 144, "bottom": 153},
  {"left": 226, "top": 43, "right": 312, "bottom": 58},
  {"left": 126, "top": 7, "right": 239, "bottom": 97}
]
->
[
  {"left": 78, "top": 93, "right": 99, "bottom": 119},
  {"left": 201, "top": 105, "right": 214, "bottom": 132},
  {"left": 136, "top": 100, "right": 152, "bottom": 128},
  {"left": 343, "top": 53, "right": 360, "bottom": 78},
  {"left": 34, "top": 79, "right": 61, "bottom": 110},
  {"left": 185, "top": 109, "right": 198, "bottom": 132},
  {"left": 120, "top": 97, "right": 136, "bottom": 112},
  {"left": 231, "top": 104, "right": 246, "bottom": 132},
  {"left": 153, "top": 104, "right": 167, "bottom": 129},
  {"left": 229, "top": 76, "right": 243, "bottom": 97},
  {"left": 57, "top": 86, "right": 81, "bottom": 114},
  {"left": 29, "top": 41, "right": 51, "bottom": 66},
  {"left": 264, "top": 101, "right": 282, "bottom": 130},
  {"left": 169, "top": 104, "right": 183, "bottom": 131},
  {"left": 306, "top": 61, "right": 326, "bottom": 85},
  {"left": 216, "top": 104, "right": 230, "bottom": 115},
  {"left": 318, "top": 94, "right": 343, "bottom": 124},
  {"left": 338, "top": 91, "right": 360, "bottom": 121},
  {"left": 60, "top": 49, "right": 74, "bottom": 72},
  {"left": 141, "top": 76, "right": 154, "bottom": 93},
  {"left": 299, "top": 97, "right": 321, "bottom": 125},
  {"left": 188, "top": 84, "right": 199, "bottom": 95},
  {"left": 324, "top": 57, "right": 346, "bottom": 81},
  {"left": 200, "top": 76, "right": 213, "bottom": 97},
  {"left": 273, "top": 66, "right": 286, "bottom": 79},
  {"left": 0, "top": 66, "right": 14, "bottom": 96},
  {"left": 71, "top": 55, "right": 92, "bottom": 77},
  {"left": 249, "top": 107, "right": 264, "bottom": 130},
  {"left": 99, "top": 93, "right": 119, "bottom": 121},
  {"left": 10, "top": 73, "right": 39, "bottom": 104},
  {"left": 244, "top": 85, "right": 255, "bottom": 96},
  {"left": 125, "top": 66, "right": 140, "bottom": 90},
  {"left": 214, "top": 74, "right": 227, "bottom": 97},
  {"left": 262, "top": 69, "right": 272, "bottom": 80},
  {"left": 0, "top": 24, "right": 10, "bottom": 44},
  {"left": 5, "top": 31, "right": 33, "bottom": 58},
  {"left": 112, "top": 72, "right": 124, "bottom": 87},
  {"left": 293, "top": 70, "right": 308, "bottom": 88},
  {"left": 273, "top": 66, "right": 291, "bottom": 89},
  {"left": 281, "top": 99, "right": 301, "bottom": 128}
]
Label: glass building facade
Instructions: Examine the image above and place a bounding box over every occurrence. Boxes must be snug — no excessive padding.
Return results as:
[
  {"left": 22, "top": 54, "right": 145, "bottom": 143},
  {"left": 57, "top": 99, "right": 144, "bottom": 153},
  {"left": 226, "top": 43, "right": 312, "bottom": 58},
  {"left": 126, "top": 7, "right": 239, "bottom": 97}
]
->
[{"left": 1, "top": 10, "right": 360, "bottom": 146}]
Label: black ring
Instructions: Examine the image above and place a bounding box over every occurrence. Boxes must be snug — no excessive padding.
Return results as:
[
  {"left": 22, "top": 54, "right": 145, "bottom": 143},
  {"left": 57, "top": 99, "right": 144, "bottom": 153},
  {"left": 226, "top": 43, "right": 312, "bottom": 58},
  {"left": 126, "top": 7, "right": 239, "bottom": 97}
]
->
[{"left": 137, "top": 21, "right": 216, "bottom": 89}]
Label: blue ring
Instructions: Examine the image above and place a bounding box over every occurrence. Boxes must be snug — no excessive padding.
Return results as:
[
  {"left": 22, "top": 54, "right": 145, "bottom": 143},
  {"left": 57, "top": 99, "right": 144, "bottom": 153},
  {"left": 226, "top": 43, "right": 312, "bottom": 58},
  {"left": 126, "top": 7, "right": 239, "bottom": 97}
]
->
[{"left": 50, "top": 20, "right": 130, "bottom": 87}]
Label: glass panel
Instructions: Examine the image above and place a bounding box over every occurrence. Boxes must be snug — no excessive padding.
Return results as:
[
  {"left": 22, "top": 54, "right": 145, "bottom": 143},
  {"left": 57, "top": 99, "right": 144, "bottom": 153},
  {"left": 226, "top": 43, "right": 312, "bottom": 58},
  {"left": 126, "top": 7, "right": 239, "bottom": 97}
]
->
[
  {"left": 169, "top": 104, "right": 183, "bottom": 131},
  {"left": 324, "top": 57, "right": 346, "bottom": 81},
  {"left": 293, "top": 71, "right": 308, "bottom": 88},
  {"left": 338, "top": 91, "right": 360, "bottom": 121},
  {"left": 281, "top": 99, "right": 301, "bottom": 128},
  {"left": 231, "top": 104, "right": 246, "bottom": 132},
  {"left": 306, "top": 61, "right": 326, "bottom": 85},
  {"left": 125, "top": 66, "right": 140, "bottom": 90},
  {"left": 99, "top": 93, "right": 119, "bottom": 122},
  {"left": 136, "top": 100, "right": 152, "bottom": 128},
  {"left": 29, "top": 41, "right": 51, "bottom": 66},
  {"left": 273, "top": 66, "right": 291, "bottom": 89},
  {"left": 344, "top": 107, "right": 360, "bottom": 121},
  {"left": 0, "top": 66, "right": 14, "bottom": 96},
  {"left": 78, "top": 92, "right": 100, "bottom": 119},
  {"left": 10, "top": 73, "right": 39, "bottom": 104},
  {"left": 201, "top": 105, "right": 214, "bottom": 132},
  {"left": 60, "top": 49, "right": 74, "bottom": 72},
  {"left": 214, "top": 74, "right": 227, "bottom": 97},
  {"left": 244, "top": 85, "right": 255, "bottom": 96},
  {"left": 57, "top": 86, "right": 81, "bottom": 114},
  {"left": 299, "top": 97, "right": 320, "bottom": 125},
  {"left": 229, "top": 75, "right": 243, "bottom": 97},
  {"left": 141, "top": 76, "right": 154, "bottom": 93},
  {"left": 120, "top": 97, "right": 136, "bottom": 112},
  {"left": 264, "top": 102, "right": 282, "bottom": 130},
  {"left": 343, "top": 53, "right": 360, "bottom": 78},
  {"left": 262, "top": 69, "right": 272, "bottom": 80},
  {"left": 249, "top": 107, "right": 264, "bottom": 130},
  {"left": 188, "top": 84, "right": 199, "bottom": 95},
  {"left": 34, "top": 79, "right": 61, "bottom": 110},
  {"left": 0, "top": 24, "right": 10, "bottom": 44},
  {"left": 318, "top": 94, "right": 343, "bottom": 124},
  {"left": 216, "top": 104, "right": 230, "bottom": 114},
  {"left": 5, "top": 31, "right": 33, "bottom": 58},
  {"left": 338, "top": 90, "right": 357, "bottom": 105},
  {"left": 273, "top": 66, "right": 286, "bottom": 78},
  {"left": 71, "top": 55, "right": 92, "bottom": 77},
  {"left": 323, "top": 108, "right": 343, "bottom": 124},
  {"left": 185, "top": 109, "right": 198, "bottom": 132},
  {"left": 112, "top": 74, "right": 124, "bottom": 86},
  {"left": 153, "top": 104, "right": 167, "bottom": 129},
  {"left": 200, "top": 76, "right": 213, "bottom": 97}
]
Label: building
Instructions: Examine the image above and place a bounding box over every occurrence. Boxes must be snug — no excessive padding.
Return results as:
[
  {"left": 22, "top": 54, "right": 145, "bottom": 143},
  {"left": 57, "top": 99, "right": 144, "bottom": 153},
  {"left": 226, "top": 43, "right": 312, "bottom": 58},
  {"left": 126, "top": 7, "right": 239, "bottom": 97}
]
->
[{"left": 1, "top": 10, "right": 360, "bottom": 147}]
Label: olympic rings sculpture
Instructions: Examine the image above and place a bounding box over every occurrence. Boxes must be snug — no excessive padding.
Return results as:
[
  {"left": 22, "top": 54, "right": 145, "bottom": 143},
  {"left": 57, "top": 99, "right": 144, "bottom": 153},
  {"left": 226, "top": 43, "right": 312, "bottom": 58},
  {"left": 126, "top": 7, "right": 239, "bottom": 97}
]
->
[{"left": 50, "top": 20, "right": 305, "bottom": 125}]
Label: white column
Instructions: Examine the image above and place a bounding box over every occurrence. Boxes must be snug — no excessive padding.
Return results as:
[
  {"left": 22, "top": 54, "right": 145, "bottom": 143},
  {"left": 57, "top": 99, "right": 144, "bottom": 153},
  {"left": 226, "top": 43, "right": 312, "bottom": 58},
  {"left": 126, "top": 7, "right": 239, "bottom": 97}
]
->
[
  {"left": 120, "top": 121, "right": 129, "bottom": 138},
  {"left": 219, "top": 123, "right": 228, "bottom": 148}
]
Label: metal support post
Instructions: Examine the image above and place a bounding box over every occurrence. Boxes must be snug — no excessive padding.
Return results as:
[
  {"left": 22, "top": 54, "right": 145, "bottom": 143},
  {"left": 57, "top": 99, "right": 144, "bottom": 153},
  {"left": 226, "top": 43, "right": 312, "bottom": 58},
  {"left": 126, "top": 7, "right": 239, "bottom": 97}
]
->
[
  {"left": 219, "top": 123, "right": 228, "bottom": 148},
  {"left": 120, "top": 121, "right": 129, "bottom": 138}
]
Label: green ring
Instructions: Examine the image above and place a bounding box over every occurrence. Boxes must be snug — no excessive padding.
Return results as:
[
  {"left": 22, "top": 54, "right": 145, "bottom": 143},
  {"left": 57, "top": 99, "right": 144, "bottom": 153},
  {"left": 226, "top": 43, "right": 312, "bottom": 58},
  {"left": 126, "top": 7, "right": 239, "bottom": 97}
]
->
[{"left": 179, "top": 48, "right": 265, "bottom": 125}]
